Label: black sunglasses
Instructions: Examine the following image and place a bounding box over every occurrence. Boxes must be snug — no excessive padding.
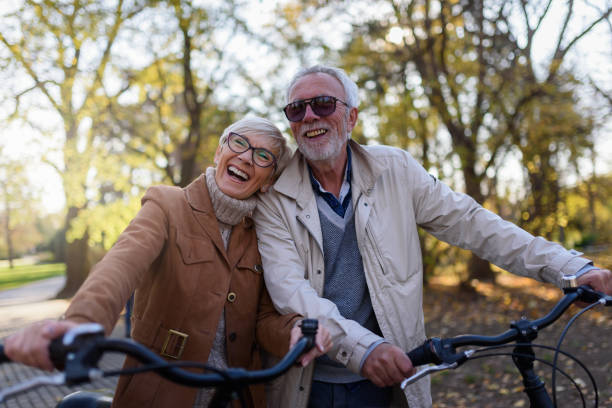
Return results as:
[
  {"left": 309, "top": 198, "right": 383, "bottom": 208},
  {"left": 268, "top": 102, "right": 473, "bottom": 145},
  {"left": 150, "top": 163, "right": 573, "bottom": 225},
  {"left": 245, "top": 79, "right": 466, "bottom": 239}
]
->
[
  {"left": 226, "top": 132, "right": 277, "bottom": 168},
  {"left": 283, "top": 96, "right": 349, "bottom": 122}
]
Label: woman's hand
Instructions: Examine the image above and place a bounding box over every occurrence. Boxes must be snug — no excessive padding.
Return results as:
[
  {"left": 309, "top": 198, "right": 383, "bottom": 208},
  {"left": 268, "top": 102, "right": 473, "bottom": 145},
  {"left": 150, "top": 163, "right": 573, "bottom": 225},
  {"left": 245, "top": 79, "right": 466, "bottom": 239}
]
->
[
  {"left": 4, "top": 319, "right": 79, "bottom": 371},
  {"left": 289, "top": 322, "right": 333, "bottom": 367}
]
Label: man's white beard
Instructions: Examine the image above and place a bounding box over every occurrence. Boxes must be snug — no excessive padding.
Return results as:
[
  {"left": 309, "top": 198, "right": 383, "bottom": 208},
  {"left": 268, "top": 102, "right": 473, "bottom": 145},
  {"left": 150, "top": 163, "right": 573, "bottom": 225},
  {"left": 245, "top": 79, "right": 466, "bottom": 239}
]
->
[
  {"left": 298, "top": 132, "right": 346, "bottom": 163},
  {"left": 297, "top": 117, "right": 349, "bottom": 163}
]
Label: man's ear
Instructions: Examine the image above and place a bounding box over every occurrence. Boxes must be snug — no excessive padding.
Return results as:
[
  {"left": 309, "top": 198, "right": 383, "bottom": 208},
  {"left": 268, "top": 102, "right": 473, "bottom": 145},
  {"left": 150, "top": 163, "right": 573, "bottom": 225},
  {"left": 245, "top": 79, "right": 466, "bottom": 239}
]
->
[{"left": 347, "top": 107, "right": 359, "bottom": 133}]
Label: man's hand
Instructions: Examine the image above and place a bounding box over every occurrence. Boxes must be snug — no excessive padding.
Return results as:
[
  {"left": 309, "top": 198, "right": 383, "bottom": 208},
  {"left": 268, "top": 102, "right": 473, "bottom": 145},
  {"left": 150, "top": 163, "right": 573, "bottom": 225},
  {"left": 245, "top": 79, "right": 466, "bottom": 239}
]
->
[
  {"left": 361, "top": 343, "right": 415, "bottom": 387},
  {"left": 576, "top": 267, "right": 612, "bottom": 295},
  {"left": 4, "top": 319, "right": 78, "bottom": 371},
  {"left": 289, "top": 323, "right": 333, "bottom": 367}
]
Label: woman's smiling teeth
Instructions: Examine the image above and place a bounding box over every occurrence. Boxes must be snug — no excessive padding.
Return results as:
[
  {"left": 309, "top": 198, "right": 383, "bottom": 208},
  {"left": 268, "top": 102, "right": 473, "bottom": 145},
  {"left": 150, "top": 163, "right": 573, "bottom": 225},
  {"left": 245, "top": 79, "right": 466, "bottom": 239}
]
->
[
  {"left": 228, "top": 165, "right": 249, "bottom": 181},
  {"left": 305, "top": 129, "right": 327, "bottom": 138}
]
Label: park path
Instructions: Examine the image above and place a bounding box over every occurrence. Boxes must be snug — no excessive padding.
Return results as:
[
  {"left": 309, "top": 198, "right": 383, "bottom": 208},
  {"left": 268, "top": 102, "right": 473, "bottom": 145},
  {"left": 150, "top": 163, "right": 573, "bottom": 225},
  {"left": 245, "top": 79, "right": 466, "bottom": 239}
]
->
[{"left": 0, "top": 276, "right": 125, "bottom": 407}]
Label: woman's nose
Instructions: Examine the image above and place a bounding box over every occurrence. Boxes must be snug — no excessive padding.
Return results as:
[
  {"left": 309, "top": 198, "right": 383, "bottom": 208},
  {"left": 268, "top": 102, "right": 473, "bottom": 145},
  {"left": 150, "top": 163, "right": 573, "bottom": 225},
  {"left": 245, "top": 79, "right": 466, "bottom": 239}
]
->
[{"left": 237, "top": 149, "right": 253, "bottom": 164}]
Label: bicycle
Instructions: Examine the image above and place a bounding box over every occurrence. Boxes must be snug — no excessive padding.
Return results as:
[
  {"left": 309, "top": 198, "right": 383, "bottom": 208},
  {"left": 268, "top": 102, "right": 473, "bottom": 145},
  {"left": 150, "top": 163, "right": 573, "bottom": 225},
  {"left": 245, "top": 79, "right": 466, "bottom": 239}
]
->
[
  {"left": 1, "top": 281, "right": 610, "bottom": 408},
  {"left": 403, "top": 277, "right": 611, "bottom": 407},
  {"left": 0, "top": 319, "right": 320, "bottom": 407}
]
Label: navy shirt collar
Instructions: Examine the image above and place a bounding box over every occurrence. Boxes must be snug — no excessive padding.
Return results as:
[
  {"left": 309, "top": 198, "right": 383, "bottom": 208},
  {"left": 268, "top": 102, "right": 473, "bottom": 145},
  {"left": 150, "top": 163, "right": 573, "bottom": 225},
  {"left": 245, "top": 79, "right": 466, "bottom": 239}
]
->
[{"left": 308, "top": 146, "right": 352, "bottom": 217}]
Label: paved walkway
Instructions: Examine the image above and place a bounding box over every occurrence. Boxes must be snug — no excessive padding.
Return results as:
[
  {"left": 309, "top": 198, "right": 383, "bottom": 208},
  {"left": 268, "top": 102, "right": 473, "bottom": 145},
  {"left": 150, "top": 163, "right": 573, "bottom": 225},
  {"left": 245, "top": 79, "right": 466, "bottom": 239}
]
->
[{"left": 0, "top": 277, "right": 126, "bottom": 407}]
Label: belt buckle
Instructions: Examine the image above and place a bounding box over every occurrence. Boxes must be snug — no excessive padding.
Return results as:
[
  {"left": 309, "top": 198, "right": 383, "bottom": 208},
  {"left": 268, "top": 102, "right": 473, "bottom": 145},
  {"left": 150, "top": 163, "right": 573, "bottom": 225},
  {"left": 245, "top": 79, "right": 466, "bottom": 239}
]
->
[{"left": 160, "top": 329, "right": 189, "bottom": 359}]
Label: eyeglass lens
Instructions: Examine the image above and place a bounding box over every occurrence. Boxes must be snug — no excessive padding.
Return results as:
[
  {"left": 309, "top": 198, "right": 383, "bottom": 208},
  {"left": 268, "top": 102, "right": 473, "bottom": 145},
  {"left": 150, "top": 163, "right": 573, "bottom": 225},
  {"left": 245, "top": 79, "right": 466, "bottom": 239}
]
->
[
  {"left": 284, "top": 96, "right": 338, "bottom": 122},
  {"left": 227, "top": 133, "right": 276, "bottom": 168}
]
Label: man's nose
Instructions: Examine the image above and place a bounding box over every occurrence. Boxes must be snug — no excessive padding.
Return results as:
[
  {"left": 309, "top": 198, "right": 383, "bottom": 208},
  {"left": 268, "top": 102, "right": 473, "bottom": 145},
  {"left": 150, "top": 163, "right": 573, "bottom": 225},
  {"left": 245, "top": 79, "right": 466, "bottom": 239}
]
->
[{"left": 302, "top": 104, "right": 320, "bottom": 122}]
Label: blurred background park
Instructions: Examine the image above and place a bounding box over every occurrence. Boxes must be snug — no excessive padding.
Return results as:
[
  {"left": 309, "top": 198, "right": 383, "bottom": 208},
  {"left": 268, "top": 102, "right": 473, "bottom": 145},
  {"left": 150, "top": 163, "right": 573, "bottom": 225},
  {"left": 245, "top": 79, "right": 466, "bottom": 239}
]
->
[{"left": 0, "top": 0, "right": 611, "bottom": 297}]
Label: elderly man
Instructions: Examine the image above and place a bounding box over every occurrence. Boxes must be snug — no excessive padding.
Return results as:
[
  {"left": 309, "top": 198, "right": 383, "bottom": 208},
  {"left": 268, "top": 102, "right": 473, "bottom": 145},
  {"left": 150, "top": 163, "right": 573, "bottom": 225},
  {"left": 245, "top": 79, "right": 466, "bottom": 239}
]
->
[{"left": 254, "top": 64, "right": 612, "bottom": 408}]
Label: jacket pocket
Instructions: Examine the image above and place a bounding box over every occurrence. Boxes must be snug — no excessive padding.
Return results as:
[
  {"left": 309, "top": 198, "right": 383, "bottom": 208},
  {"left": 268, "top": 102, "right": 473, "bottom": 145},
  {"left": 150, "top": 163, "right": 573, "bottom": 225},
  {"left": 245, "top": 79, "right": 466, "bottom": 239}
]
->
[
  {"left": 176, "top": 232, "right": 214, "bottom": 265},
  {"left": 235, "top": 259, "right": 264, "bottom": 297},
  {"left": 236, "top": 261, "right": 264, "bottom": 275},
  {"left": 365, "top": 224, "right": 387, "bottom": 275},
  {"left": 236, "top": 250, "right": 264, "bottom": 275}
]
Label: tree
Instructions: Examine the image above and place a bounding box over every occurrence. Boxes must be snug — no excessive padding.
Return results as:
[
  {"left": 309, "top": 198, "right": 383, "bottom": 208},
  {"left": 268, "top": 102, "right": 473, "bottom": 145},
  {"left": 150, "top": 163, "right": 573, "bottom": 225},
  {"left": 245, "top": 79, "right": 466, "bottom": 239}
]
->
[
  {"left": 512, "top": 84, "right": 594, "bottom": 239},
  {"left": 0, "top": 154, "right": 41, "bottom": 267},
  {"left": 99, "top": 0, "right": 244, "bottom": 189},
  {"left": 562, "top": 173, "right": 612, "bottom": 250},
  {"left": 0, "top": 0, "right": 145, "bottom": 296},
  {"left": 0, "top": 0, "right": 278, "bottom": 296},
  {"left": 332, "top": 0, "right": 609, "bottom": 284},
  {"left": 68, "top": 1, "right": 261, "bottom": 260}
]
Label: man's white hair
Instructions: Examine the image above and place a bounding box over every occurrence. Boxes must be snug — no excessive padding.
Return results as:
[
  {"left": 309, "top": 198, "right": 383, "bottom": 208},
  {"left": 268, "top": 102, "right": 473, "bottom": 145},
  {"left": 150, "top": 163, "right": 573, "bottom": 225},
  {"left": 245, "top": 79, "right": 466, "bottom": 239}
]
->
[{"left": 286, "top": 64, "right": 359, "bottom": 108}]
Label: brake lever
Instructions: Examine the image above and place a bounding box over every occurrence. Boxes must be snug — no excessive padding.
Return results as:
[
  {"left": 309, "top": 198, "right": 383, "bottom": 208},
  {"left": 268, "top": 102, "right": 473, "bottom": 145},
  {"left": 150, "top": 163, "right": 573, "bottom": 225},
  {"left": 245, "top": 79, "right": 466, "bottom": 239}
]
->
[
  {"left": 0, "top": 373, "right": 65, "bottom": 403},
  {"left": 564, "top": 284, "right": 612, "bottom": 306},
  {"left": 400, "top": 349, "right": 475, "bottom": 389},
  {"left": 0, "top": 367, "right": 106, "bottom": 403},
  {"left": 400, "top": 362, "right": 456, "bottom": 389}
]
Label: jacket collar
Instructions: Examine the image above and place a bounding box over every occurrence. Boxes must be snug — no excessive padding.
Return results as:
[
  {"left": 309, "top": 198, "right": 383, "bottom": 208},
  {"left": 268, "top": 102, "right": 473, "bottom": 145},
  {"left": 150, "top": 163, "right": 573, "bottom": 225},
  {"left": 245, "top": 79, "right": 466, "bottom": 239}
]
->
[
  {"left": 349, "top": 140, "right": 385, "bottom": 197},
  {"left": 184, "top": 175, "right": 227, "bottom": 259},
  {"left": 185, "top": 173, "right": 215, "bottom": 213},
  {"left": 274, "top": 140, "right": 386, "bottom": 206},
  {"left": 184, "top": 174, "right": 253, "bottom": 268}
]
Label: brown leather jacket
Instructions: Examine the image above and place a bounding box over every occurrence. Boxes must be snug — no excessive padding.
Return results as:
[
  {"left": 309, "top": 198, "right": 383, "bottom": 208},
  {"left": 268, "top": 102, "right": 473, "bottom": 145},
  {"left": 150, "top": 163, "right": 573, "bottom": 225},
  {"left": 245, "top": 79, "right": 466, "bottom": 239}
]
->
[{"left": 65, "top": 174, "right": 300, "bottom": 407}]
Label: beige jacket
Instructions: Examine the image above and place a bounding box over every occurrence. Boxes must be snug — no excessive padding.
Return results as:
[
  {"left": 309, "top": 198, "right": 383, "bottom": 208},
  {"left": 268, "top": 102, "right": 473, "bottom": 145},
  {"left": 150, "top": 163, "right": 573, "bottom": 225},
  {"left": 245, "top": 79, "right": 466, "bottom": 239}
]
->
[{"left": 254, "top": 141, "right": 589, "bottom": 408}]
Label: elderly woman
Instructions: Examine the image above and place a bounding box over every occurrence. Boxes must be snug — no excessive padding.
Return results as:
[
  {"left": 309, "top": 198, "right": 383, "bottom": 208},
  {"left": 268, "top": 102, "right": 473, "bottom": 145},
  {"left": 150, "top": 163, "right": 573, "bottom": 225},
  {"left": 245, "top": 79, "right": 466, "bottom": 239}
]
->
[{"left": 4, "top": 117, "right": 331, "bottom": 408}]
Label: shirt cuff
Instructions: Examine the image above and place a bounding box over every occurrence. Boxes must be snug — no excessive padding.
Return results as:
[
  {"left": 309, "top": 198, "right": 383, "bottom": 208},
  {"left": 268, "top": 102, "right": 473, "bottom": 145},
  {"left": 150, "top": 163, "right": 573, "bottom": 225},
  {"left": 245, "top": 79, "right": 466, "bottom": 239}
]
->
[
  {"left": 358, "top": 339, "right": 388, "bottom": 372},
  {"left": 576, "top": 263, "right": 598, "bottom": 276}
]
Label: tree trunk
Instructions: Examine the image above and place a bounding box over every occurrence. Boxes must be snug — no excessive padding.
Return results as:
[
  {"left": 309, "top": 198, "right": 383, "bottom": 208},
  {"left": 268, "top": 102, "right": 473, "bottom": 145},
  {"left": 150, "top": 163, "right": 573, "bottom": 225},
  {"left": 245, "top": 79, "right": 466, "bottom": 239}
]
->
[
  {"left": 461, "top": 147, "right": 495, "bottom": 284},
  {"left": 468, "top": 254, "right": 494, "bottom": 281},
  {"left": 5, "top": 215, "right": 14, "bottom": 270},
  {"left": 55, "top": 206, "right": 90, "bottom": 299},
  {"left": 587, "top": 158, "right": 597, "bottom": 234},
  {"left": 2, "top": 184, "right": 14, "bottom": 269},
  {"left": 178, "top": 23, "right": 203, "bottom": 188}
]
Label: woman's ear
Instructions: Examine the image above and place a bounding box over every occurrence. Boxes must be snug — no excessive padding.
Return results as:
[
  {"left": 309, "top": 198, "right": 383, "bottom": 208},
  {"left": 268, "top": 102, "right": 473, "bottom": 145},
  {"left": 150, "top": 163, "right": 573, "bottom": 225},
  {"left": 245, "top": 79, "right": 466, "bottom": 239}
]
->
[
  {"left": 259, "top": 182, "right": 272, "bottom": 193},
  {"left": 213, "top": 144, "right": 223, "bottom": 164},
  {"left": 259, "top": 169, "right": 278, "bottom": 193}
]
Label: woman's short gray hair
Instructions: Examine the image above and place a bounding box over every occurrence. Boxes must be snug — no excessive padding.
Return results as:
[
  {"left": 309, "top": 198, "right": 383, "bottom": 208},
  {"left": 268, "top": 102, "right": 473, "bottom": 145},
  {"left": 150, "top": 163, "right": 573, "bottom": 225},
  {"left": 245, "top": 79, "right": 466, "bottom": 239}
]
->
[
  {"left": 218, "top": 116, "right": 292, "bottom": 179},
  {"left": 286, "top": 65, "right": 359, "bottom": 108}
]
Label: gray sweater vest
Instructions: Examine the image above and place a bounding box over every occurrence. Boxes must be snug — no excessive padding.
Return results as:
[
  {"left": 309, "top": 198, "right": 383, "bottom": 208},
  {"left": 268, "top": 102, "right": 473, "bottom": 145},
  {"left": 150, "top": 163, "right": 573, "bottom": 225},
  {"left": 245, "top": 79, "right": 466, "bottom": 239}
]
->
[{"left": 313, "top": 202, "right": 382, "bottom": 382}]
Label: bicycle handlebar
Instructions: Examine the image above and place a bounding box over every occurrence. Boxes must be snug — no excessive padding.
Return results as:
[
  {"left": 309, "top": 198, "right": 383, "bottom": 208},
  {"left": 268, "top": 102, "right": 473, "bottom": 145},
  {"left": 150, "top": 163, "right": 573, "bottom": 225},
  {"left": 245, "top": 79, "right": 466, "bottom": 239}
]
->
[
  {"left": 404, "top": 285, "right": 611, "bottom": 376},
  {"left": 0, "top": 319, "right": 319, "bottom": 403}
]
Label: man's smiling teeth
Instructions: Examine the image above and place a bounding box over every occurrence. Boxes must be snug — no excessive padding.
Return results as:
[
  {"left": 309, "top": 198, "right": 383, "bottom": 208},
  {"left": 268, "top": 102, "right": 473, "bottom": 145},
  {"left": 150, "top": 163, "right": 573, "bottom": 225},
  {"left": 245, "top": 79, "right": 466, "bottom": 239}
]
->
[
  {"left": 305, "top": 129, "right": 327, "bottom": 138},
  {"left": 228, "top": 165, "right": 249, "bottom": 181}
]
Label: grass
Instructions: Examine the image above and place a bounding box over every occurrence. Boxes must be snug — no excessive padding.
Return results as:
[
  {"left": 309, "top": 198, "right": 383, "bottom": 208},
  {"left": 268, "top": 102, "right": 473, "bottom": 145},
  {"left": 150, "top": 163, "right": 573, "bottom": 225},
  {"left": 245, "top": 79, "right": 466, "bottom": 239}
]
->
[{"left": 0, "top": 263, "right": 65, "bottom": 291}]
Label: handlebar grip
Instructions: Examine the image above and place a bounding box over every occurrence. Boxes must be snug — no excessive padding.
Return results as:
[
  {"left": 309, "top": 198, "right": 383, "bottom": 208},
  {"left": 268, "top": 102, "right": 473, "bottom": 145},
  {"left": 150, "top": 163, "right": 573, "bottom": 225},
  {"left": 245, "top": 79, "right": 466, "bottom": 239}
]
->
[
  {"left": 299, "top": 319, "right": 318, "bottom": 350},
  {"left": 48, "top": 336, "right": 68, "bottom": 370},
  {"left": 406, "top": 339, "right": 442, "bottom": 367},
  {"left": 0, "top": 344, "right": 10, "bottom": 364},
  {"left": 299, "top": 319, "right": 318, "bottom": 335}
]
